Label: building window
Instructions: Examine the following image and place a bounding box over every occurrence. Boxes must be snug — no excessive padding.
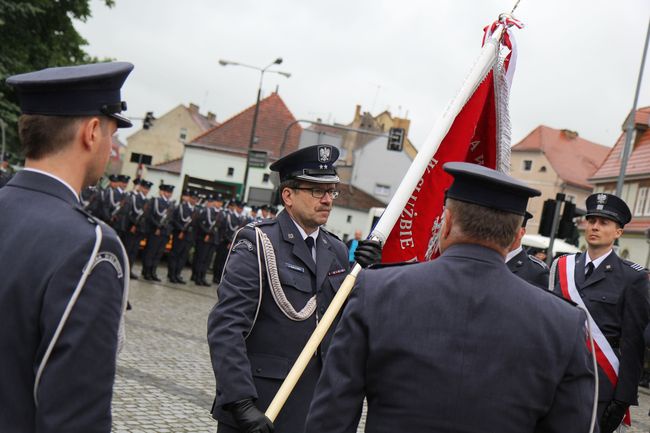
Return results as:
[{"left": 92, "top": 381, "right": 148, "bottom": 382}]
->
[
  {"left": 346, "top": 215, "right": 352, "bottom": 223},
  {"left": 179, "top": 127, "right": 188, "bottom": 141},
  {"left": 374, "top": 183, "right": 390, "bottom": 197},
  {"left": 539, "top": 166, "right": 547, "bottom": 172},
  {"left": 227, "top": 167, "right": 234, "bottom": 177},
  {"left": 523, "top": 160, "right": 532, "bottom": 171},
  {"left": 635, "top": 187, "right": 648, "bottom": 216},
  {"left": 262, "top": 173, "right": 270, "bottom": 183},
  {"left": 644, "top": 188, "right": 650, "bottom": 216}
]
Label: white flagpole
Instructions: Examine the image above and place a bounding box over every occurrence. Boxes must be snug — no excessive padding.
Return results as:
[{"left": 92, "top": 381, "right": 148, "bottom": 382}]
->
[{"left": 266, "top": 24, "right": 505, "bottom": 422}]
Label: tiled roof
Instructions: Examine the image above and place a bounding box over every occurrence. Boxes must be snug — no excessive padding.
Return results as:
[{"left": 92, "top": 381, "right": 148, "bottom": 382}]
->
[
  {"left": 512, "top": 125, "right": 610, "bottom": 189},
  {"left": 190, "top": 93, "right": 302, "bottom": 160},
  {"left": 149, "top": 158, "right": 182, "bottom": 174},
  {"left": 591, "top": 107, "right": 650, "bottom": 181},
  {"left": 336, "top": 183, "right": 386, "bottom": 212}
]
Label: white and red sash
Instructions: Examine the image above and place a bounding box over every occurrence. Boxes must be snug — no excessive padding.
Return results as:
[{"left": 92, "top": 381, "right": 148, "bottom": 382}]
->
[{"left": 556, "top": 254, "right": 631, "bottom": 427}]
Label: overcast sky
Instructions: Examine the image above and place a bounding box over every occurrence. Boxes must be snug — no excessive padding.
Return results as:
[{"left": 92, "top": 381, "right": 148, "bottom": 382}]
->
[{"left": 75, "top": 0, "right": 649, "bottom": 149}]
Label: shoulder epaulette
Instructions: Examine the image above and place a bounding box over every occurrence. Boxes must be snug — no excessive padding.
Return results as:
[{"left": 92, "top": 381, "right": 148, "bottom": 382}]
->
[
  {"left": 246, "top": 218, "right": 276, "bottom": 229},
  {"left": 320, "top": 227, "right": 341, "bottom": 241},
  {"left": 623, "top": 259, "right": 646, "bottom": 272},
  {"left": 528, "top": 254, "right": 548, "bottom": 269},
  {"left": 74, "top": 206, "right": 99, "bottom": 225},
  {"left": 368, "top": 260, "right": 418, "bottom": 270}
]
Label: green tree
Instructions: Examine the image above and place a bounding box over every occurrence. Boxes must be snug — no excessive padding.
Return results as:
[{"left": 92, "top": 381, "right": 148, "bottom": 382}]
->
[{"left": 0, "top": 0, "right": 114, "bottom": 160}]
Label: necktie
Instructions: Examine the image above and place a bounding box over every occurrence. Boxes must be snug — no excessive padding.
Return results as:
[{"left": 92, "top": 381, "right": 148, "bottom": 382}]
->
[
  {"left": 305, "top": 236, "right": 315, "bottom": 261},
  {"left": 585, "top": 262, "right": 595, "bottom": 280}
]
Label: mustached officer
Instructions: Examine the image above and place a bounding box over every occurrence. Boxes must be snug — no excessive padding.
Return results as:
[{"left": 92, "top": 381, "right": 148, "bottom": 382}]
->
[
  {"left": 207, "top": 145, "right": 383, "bottom": 433},
  {"left": 506, "top": 212, "right": 549, "bottom": 290},
  {"left": 0, "top": 62, "right": 132, "bottom": 432},
  {"left": 551, "top": 193, "right": 650, "bottom": 433},
  {"left": 306, "top": 162, "right": 595, "bottom": 433}
]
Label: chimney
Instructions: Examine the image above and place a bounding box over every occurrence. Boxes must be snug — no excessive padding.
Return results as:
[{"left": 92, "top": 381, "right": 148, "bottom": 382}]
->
[
  {"left": 207, "top": 112, "right": 216, "bottom": 122},
  {"left": 189, "top": 103, "right": 199, "bottom": 113}
]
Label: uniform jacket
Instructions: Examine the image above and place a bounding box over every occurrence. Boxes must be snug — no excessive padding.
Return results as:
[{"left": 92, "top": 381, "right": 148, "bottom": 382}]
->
[
  {"left": 127, "top": 191, "right": 148, "bottom": 233},
  {"left": 0, "top": 170, "right": 127, "bottom": 433},
  {"left": 171, "top": 201, "right": 195, "bottom": 242},
  {"left": 145, "top": 196, "right": 172, "bottom": 236},
  {"left": 197, "top": 207, "right": 222, "bottom": 245},
  {"left": 207, "top": 210, "right": 350, "bottom": 433},
  {"left": 100, "top": 186, "right": 124, "bottom": 223},
  {"left": 507, "top": 248, "right": 549, "bottom": 290},
  {"left": 306, "top": 243, "right": 595, "bottom": 433},
  {"left": 552, "top": 251, "right": 650, "bottom": 405}
]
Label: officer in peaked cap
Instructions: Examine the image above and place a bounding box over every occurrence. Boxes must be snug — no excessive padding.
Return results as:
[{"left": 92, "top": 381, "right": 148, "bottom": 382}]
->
[
  {"left": 506, "top": 212, "right": 549, "bottom": 290},
  {"left": 0, "top": 62, "right": 132, "bottom": 432},
  {"left": 306, "top": 162, "right": 594, "bottom": 433},
  {"left": 168, "top": 187, "right": 196, "bottom": 284},
  {"left": 207, "top": 145, "right": 383, "bottom": 433},
  {"left": 142, "top": 183, "right": 174, "bottom": 281},
  {"left": 551, "top": 192, "right": 649, "bottom": 433}
]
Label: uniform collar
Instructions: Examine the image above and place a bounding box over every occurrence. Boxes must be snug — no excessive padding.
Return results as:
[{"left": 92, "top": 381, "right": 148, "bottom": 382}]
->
[
  {"left": 585, "top": 249, "right": 613, "bottom": 270},
  {"left": 290, "top": 217, "right": 320, "bottom": 243},
  {"left": 21, "top": 168, "right": 80, "bottom": 202},
  {"left": 505, "top": 246, "right": 524, "bottom": 263}
]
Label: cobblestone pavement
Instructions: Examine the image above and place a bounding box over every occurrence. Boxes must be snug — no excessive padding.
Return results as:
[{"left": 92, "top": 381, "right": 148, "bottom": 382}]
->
[{"left": 113, "top": 264, "right": 650, "bottom": 433}]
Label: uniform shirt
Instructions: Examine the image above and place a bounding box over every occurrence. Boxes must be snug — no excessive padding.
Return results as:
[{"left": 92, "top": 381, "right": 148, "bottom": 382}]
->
[
  {"left": 584, "top": 249, "right": 612, "bottom": 272},
  {"left": 291, "top": 218, "right": 319, "bottom": 262}
]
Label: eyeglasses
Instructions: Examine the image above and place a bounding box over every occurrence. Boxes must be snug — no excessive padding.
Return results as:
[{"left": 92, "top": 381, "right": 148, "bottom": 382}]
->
[{"left": 293, "top": 187, "right": 340, "bottom": 200}]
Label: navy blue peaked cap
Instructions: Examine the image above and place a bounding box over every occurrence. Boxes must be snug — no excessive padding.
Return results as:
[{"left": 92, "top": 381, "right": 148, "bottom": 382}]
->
[
  {"left": 444, "top": 162, "right": 541, "bottom": 216},
  {"left": 270, "top": 145, "right": 340, "bottom": 184},
  {"left": 159, "top": 184, "right": 174, "bottom": 192},
  {"left": 585, "top": 193, "right": 631, "bottom": 227},
  {"left": 140, "top": 180, "right": 153, "bottom": 189},
  {"left": 6, "top": 62, "right": 134, "bottom": 128}
]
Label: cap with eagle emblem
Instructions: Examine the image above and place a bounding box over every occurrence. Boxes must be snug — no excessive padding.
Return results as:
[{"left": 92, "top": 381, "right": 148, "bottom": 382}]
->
[
  {"left": 585, "top": 192, "right": 631, "bottom": 227},
  {"left": 270, "top": 145, "right": 340, "bottom": 184}
]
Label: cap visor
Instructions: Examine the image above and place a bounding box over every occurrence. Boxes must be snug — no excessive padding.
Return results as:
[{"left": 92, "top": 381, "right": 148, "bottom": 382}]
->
[
  {"left": 111, "top": 112, "right": 132, "bottom": 128},
  {"left": 295, "top": 174, "right": 340, "bottom": 184}
]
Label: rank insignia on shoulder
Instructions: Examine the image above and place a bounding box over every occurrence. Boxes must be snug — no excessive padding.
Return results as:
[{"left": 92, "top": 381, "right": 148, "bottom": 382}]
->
[
  {"left": 624, "top": 260, "right": 645, "bottom": 272},
  {"left": 233, "top": 239, "right": 254, "bottom": 252},
  {"left": 286, "top": 263, "right": 305, "bottom": 273},
  {"left": 328, "top": 268, "right": 346, "bottom": 276}
]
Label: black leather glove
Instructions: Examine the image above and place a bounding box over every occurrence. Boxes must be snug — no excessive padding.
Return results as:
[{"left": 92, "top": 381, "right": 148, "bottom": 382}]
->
[
  {"left": 227, "top": 398, "right": 274, "bottom": 433},
  {"left": 354, "top": 239, "right": 382, "bottom": 268},
  {"left": 600, "top": 399, "right": 627, "bottom": 433}
]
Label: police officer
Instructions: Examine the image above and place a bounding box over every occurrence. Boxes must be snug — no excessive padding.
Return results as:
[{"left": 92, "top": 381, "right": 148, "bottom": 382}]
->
[
  {"left": 168, "top": 188, "right": 197, "bottom": 284},
  {"left": 123, "top": 179, "right": 152, "bottom": 279},
  {"left": 99, "top": 174, "right": 124, "bottom": 223},
  {"left": 142, "top": 183, "right": 174, "bottom": 281},
  {"left": 193, "top": 193, "right": 223, "bottom": 286},
  {"left": 506, "top": 212, "right": 549, "bottom": 290},
  {"left": 213, "top": 199, "right": 246, "bottom": 284},
  {"left": 305, "top": 162, "right": 595, "bottom": 433},
  {"left": 0, "top": 62, "right": 132, "bottom": 432},
  {"left": 551, "top": 193, "right": 650, "bottom": 433},
  {"left": 207, "top": 145, "right": 382, "bottom": 433}
]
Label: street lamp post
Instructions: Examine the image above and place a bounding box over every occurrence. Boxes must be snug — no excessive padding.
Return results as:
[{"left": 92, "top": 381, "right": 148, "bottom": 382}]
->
[{"left": 219, "top": 57, "right": 291, "bottom": 201}]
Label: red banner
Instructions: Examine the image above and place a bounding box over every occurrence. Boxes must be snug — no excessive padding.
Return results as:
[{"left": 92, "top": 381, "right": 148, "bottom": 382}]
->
[{"left": 381, "top": 72, "right": 498, "bottom": 263}]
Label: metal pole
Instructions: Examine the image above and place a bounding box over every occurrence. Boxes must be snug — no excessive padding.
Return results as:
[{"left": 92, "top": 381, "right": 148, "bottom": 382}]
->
[
  {"left": 241, "top": 79, "right": 263, "bottom": 201},
  {"left": 546, "top": 193, "right": 565, "bottom": 267},
  {"left": 615, "top": 17, "right": 650, "bottom": 197}
]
